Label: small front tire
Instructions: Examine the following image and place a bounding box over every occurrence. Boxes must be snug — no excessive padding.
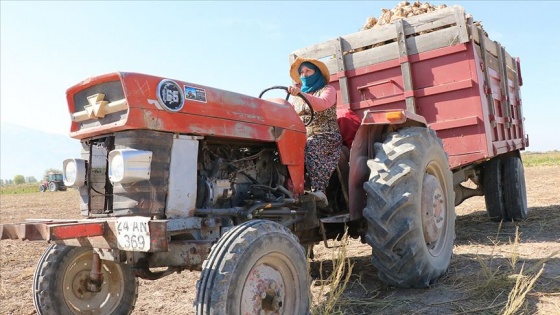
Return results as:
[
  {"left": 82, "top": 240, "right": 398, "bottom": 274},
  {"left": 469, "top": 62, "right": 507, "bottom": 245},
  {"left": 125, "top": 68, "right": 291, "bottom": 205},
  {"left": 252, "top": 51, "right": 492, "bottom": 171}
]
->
[
  {"left": 195, "top": 220, "right": 309, "bottom": 315},
  {"left": 48, "top": 182, "right": 58, "bottom": 192},
  {"left": 33, "top": 244, "right": 138, "bottom": 315}
]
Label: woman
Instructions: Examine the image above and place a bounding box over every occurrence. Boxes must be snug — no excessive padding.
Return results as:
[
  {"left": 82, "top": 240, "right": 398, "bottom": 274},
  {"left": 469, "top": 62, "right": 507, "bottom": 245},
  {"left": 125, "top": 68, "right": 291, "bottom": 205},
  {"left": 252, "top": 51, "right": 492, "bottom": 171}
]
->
[{"left": 288, "top": 57, "right": 342, "bottom": 207}]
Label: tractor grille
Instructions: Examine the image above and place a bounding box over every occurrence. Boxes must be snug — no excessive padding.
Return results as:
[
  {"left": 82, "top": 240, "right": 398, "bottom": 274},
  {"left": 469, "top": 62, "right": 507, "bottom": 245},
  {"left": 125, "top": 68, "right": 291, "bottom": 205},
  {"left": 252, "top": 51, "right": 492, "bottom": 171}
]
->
[
  {"left": 73, "top": 80, "right": 125, "bottom": 112},
  {"left": 79, "top": 130, "right": 173, "bottom": 217},
  {"left": 72, "top": 80, "right": 128, "bottom": 131}
]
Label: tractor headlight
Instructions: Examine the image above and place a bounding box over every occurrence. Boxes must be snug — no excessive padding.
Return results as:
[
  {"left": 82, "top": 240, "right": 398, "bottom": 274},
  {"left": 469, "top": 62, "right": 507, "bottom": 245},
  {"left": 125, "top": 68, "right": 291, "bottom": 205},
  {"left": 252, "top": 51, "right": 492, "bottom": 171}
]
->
[
  {"left": 63, "top": 158, "right": 87, "bottom": 187},
  {"left": 108, "top": 149, "right": 152, "bottom": 184}
]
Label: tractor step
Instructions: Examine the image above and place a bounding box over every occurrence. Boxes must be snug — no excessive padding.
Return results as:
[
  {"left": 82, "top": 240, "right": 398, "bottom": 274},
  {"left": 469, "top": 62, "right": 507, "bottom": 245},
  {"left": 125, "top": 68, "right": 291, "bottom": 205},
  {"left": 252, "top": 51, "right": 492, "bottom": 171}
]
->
[
  {"left": 319, "top": 214, "right": 350, "bottom": 224},
  {"left": 319, "top": 214, "right": 350, "bottom": 248}
]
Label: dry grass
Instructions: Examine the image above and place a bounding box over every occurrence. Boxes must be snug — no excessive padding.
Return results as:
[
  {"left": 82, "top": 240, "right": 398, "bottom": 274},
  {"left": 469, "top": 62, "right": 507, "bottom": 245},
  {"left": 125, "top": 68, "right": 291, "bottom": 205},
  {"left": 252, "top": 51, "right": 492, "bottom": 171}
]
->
[
  {"left": 309, "top": 234, "right": 392, "bottom": 315},
  {"left": 501, "top": 226, "right": 557, "bottom": 315},
  {"left": 503, "top": 264, "right": 544, "bottom": 315},
  {"left": 310, "top": 231, "right": 354, "bottom": 315},
  {"left": 474, "top": 223, "right": 553, "bottom": 315},
  {"left": 310, "top": 212, "right": 558, "bottom": 315},
  {"left": 460, "top": 224, "right": 553, "bottom": 315}
]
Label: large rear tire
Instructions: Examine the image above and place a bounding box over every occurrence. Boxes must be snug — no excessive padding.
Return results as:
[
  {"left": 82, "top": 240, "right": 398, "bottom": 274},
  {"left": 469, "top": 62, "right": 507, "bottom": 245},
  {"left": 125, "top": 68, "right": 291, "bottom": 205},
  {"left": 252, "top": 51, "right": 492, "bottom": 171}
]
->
[
  {"left": 363, "top": 127, "right": 455, "bottom": 288},
  {"left": 503, "top": 155, "right": 528, "bottom": 221},
  {"left": 195, "top": 220, "right": 309, "bottom": 315},
  {"left": 33, "top": 244, "right": 138, "bottom": 315},
  {"left": 482, "top": 157, "right": 506, "bottom": 221}
]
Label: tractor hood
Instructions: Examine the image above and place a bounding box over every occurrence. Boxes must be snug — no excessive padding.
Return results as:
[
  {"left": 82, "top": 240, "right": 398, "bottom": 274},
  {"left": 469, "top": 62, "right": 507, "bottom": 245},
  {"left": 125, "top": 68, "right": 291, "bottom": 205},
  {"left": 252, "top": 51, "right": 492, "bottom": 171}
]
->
[{"left": 65, "top": 72, "right": 306, "bottom": 141}]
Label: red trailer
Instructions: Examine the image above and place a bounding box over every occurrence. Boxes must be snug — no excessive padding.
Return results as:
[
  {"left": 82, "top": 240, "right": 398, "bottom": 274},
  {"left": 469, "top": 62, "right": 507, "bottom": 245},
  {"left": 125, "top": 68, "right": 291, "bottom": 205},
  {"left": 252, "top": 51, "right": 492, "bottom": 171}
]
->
[
  {"left": 290, "top": 4, "right": 527, "bottom": 222},
  {"left": 0, "top": 5, "right": 527, "bottom": 314}
]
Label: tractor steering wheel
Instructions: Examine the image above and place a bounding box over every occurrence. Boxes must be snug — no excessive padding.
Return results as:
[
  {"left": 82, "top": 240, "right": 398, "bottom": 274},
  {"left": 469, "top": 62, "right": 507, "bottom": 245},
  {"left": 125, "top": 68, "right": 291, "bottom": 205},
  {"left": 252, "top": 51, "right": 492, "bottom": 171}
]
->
[{"left": 258, "top": 86, "right": 315, "bottom": 126}]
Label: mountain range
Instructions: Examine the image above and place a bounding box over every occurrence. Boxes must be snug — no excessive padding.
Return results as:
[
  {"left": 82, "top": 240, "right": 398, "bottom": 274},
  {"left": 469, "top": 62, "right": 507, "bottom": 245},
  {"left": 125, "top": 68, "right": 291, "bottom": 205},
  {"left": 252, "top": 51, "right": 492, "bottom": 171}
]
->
[{"left": 1, "top": 123, "right": 82, "bottom": 181}]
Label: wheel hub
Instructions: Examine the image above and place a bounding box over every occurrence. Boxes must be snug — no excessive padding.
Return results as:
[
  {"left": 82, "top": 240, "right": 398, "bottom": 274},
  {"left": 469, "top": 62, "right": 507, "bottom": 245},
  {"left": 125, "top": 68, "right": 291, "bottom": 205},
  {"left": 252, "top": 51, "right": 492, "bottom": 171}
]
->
[
  {"left": 241, "top": 263, "right": 284, "bottom": 314},
  {"left": 62, "top": 253, "right": 125, "bottom": 313},
  {"left": 421, "top": 174, "right": 446, "bottom": 246},
  {"left": 260, "top": 282, "right": 283, "bottom": 313}
]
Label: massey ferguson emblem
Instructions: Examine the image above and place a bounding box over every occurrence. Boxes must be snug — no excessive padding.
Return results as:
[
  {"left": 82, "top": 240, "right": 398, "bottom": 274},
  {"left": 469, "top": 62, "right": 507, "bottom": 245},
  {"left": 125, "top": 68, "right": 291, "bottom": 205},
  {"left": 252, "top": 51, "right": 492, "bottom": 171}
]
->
[{"left": 156, "top": 79, "right": 184, "bottom": 112}]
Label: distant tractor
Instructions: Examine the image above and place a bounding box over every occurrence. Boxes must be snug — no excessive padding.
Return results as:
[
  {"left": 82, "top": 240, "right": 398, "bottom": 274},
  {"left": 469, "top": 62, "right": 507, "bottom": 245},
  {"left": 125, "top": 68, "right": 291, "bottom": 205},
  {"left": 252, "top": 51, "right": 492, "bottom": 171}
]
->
[{"left": 39, "top": 172, "right": 67, "bottom": 192}]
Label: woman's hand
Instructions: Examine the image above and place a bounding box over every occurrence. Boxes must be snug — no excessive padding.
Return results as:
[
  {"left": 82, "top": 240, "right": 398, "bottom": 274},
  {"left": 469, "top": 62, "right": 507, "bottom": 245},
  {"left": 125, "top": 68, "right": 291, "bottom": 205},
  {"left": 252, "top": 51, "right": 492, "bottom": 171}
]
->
[{"left": 288, "top": 85, "right": 301, "bottom": 96}]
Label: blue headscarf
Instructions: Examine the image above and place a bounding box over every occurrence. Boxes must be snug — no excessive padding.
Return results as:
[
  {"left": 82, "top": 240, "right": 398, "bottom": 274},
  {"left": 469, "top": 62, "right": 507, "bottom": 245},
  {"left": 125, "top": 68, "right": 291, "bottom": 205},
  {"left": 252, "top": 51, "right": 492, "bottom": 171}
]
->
[{"left": 299, "top": 62, "right": 326, "bottom": 93}]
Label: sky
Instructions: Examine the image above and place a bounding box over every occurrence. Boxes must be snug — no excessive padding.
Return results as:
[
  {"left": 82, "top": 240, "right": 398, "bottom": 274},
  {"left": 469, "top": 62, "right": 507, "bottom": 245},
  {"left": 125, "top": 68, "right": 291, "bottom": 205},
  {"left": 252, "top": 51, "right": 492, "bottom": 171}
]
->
[{"left": 1, "top": 0, "right": 559, "bottom": 173}]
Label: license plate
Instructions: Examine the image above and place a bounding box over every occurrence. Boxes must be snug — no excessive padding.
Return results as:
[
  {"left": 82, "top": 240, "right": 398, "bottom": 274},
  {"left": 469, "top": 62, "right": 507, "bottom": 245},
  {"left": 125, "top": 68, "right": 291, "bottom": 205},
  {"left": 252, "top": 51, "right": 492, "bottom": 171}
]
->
[{"left": 116, "top": 217, "right": 151, "bottom": 251}]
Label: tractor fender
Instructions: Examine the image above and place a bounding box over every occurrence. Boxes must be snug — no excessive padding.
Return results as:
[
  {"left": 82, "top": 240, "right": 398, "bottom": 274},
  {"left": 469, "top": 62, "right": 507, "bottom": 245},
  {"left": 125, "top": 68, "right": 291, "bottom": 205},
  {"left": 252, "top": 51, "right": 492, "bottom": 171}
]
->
[{"left": 347, "top": 109, "right": 427, "bottom": 220}]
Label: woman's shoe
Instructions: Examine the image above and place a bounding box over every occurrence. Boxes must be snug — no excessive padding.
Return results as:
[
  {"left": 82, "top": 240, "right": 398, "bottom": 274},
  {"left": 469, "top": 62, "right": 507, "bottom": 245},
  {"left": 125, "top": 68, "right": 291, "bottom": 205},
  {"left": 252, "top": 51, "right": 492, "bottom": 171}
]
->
[{"left": 309, "top": 190, "right": 328, "bottom": 207}]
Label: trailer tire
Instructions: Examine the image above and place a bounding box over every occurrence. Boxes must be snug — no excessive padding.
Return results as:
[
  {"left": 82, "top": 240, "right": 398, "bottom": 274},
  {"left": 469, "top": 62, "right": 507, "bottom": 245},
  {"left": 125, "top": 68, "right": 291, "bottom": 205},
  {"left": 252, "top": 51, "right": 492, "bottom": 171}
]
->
[
  {"left": 33, "top": 244, "right": 138, "bottom": 315},
  {"left": 363, "top": 127, "right": 455, "bottom": 288},
  {"left": 195, "top": 220, "right": 309, "bottom": 315},
  {"left": 482, "top": 157, "right": 506, "bottom": 221},
  {"left": 503, "top": 155, "right": 528, "bottom": 221}
]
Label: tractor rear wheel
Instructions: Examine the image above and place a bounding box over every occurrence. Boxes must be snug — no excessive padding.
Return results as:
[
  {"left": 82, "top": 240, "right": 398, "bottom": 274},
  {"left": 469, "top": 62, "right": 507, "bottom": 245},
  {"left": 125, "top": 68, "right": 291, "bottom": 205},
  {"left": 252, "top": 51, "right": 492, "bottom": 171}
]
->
[
  {"left": 195, "top": 220, "right": 309, "bottom": 315},
  {"left": 503, "top": 155, "right": 528, "bottom": 221},
  {"left": 33, "top": 244, "right": 138, "bottom": 315},
  {"left": 482, "top": 157, "right": 506, "bottom": 221},
  {"left": 363, "top": 127, "right": 455, "bottom": 288}
]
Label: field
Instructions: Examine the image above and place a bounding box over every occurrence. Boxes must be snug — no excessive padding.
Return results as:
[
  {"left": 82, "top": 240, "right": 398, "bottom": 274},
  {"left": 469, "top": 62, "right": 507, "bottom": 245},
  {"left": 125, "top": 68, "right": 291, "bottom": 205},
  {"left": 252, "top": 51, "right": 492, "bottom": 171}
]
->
[{"left": 1, "top": 162, "right": 559, "bottom": 314}]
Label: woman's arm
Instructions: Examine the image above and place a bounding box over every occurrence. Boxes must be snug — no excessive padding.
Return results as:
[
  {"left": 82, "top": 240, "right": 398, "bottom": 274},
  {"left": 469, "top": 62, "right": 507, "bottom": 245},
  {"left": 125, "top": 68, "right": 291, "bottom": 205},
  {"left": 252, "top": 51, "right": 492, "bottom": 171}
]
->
[{"left": 288, "top": 85, "right": 336, "bottom": 112}]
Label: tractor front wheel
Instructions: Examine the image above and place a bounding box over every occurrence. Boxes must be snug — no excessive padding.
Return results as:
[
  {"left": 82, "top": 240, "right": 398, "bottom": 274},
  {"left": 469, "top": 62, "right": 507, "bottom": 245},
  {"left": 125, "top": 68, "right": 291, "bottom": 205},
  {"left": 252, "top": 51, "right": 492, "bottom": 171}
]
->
[
  {"left": 48, "top": 181, "right": 58, "bottom": 192},
  {"left": 195, "top": 220, "right": 309, "bottom": 315},
  {"left": 33, "top": 244, "right": 138, "bottom": 315},
  {"left": 363, "top": 127, "right": 455, "bottom": 288}
]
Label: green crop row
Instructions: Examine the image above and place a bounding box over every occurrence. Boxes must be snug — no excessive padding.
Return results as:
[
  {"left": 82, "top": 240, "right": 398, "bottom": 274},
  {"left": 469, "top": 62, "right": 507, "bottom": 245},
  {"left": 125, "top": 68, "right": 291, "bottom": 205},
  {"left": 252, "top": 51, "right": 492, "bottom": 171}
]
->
[
  {"left": 522, "top": 150, "right": 560, "bottom": 167},
  {"left": 0, "top": 183, "right": 41, "bottom": 195}
]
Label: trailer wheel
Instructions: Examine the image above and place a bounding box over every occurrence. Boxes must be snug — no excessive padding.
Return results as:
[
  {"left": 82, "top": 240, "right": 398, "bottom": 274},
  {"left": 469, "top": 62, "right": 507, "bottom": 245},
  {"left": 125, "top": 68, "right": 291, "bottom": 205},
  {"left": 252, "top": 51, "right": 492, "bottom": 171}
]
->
[
  {"left": 503, "top": 155, "right": 528, "bottom": 221},
  {"left": 48, "top": 181, "right": 58, "bottom": 192},
  {"left": 195, "top": 220, "right": 309, "bottom": 315},
  {"left": 482, "top": 157, "right": 506, "bottom": 221},
  {"left": 363, "top": 127, "right": 455, "bottom": 288},
  {"left": 33, "top": 244, "right": 138, "bottom": 315}
]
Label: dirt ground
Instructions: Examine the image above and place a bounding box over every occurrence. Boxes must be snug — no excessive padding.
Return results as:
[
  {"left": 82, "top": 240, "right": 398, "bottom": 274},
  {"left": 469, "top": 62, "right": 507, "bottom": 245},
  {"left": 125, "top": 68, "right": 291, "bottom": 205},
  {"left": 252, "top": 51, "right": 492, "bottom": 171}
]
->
[{"left": 1, "top": 166, "right": 559, "bottom": 315}]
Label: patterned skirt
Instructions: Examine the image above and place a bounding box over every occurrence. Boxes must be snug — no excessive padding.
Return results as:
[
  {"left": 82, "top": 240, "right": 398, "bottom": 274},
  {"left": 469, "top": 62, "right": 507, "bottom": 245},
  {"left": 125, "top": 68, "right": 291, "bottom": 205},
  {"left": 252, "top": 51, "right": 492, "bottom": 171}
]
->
[{"left": 305, "top": 132, "right": 342, "bottom": 192}]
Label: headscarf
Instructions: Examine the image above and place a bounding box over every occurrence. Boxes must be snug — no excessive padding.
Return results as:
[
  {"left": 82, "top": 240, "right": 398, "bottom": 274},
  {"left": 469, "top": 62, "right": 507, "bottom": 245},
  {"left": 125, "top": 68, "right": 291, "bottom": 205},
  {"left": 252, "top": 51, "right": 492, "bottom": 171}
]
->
[{"left": 299, "top": 62, "right": 326, "bottom": 93}]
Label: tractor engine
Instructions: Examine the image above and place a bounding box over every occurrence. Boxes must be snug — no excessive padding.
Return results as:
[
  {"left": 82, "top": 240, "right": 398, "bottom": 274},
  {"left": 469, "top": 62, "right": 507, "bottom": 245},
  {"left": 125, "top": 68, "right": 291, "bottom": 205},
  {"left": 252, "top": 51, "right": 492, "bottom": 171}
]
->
[
  {"left": 195, "top": 142, "right": 288, "bottom": 209},
  {"left": 65, "top": 129, "right": 291, "bottom": 219}
]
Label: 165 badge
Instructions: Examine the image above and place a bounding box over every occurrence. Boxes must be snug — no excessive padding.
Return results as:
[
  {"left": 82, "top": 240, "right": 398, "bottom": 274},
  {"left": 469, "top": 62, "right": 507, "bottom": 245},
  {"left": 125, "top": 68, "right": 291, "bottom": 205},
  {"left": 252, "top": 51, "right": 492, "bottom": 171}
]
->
[{"left": 156, "top": 79, "right": 184, "bottom": 112}]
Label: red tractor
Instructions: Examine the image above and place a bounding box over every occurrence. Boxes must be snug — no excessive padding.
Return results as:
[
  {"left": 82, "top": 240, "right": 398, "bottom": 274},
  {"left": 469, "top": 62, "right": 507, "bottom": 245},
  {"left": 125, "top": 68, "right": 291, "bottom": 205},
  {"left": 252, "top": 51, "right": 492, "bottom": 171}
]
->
[
  {"left": 1, "top": 6, "right": 527, "bottom": 314},
  {"left": 39, "top": 172, "right": 67, "bottom": 192}
]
